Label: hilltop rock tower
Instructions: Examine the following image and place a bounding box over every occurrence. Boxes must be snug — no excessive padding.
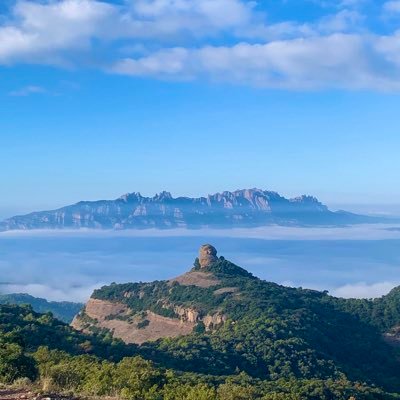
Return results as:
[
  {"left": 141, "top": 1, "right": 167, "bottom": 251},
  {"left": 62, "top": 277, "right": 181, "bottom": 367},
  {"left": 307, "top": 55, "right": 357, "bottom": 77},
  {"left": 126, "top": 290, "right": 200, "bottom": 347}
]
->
[{"left": 199, "top": 244, "right": 218, "bottom": 268}]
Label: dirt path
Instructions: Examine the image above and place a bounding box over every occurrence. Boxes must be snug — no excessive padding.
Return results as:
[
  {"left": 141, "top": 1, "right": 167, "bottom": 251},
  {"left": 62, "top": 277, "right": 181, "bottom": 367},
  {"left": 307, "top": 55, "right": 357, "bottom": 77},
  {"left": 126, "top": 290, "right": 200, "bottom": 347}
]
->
[
  {"left": 0, "top": 389, "right": 34, "bottom": 400},
  {"left": 0, "top": 389, "right": 74, "bottom": 400}
]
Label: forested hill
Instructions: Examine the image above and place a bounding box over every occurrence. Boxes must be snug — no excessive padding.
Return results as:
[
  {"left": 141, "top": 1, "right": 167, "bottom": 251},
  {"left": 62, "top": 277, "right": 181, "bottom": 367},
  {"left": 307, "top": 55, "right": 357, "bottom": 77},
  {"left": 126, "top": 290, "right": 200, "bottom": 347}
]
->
[
  {"left": 71, "top": 245, "right": 400, "bottom": 397},
  {"left": 1, "top": 303, "right": 399, "bottom": 400},
  {"left": 2, "top": 245, "right": 400, "bottom": 399},
  {"left": 0, "top": 293, "right": 83, "bottom": 323}
]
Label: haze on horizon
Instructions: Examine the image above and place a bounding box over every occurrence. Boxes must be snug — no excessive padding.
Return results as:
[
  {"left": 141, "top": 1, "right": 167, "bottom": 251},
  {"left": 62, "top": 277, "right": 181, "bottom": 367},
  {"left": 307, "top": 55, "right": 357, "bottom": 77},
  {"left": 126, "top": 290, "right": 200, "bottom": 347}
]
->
[{"left": 1, "top": 226, "right": 400, "bottom": 303}]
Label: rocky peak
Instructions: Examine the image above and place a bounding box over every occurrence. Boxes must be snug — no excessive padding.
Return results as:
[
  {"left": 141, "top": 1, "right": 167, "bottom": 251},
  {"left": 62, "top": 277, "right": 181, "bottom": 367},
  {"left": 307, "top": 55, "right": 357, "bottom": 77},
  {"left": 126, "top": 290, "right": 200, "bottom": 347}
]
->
[
  {"left": 153, "top": 191, "right": 173, "bottom": 202},
  {"left": 205, "top": 188, "right": 286, "bottom": 211},
  {"left": 118, "top": 192, "right": 143, "bottom": 203},
  {"left": 198, "top": 244, "right": 218, "bottom": 268},
  {"left": 289, "top": 195, "right": 328, "bottom": 211}
]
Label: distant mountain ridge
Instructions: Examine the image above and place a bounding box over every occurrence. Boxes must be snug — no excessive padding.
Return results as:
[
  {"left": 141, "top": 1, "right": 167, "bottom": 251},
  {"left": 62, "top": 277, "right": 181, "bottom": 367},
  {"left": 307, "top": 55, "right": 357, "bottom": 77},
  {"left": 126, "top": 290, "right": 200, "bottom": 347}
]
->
[
  {"left": 0, "top": 188, "right": 380, "bottom": 231},
  {"left": 0, "top": 293, "right": 83, "bottom": 323}
]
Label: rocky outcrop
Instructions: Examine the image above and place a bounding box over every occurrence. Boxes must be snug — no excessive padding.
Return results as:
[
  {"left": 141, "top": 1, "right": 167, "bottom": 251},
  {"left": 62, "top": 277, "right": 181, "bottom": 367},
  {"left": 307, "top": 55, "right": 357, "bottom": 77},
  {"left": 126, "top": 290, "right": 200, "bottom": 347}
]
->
[
  {"left": 203, "top": 313, "right": 227, "bottom": 329},
  {"left": 384, "top": 326, "right": 400, "bottom": 347},
  {"left": 174, "top": 306, "right": 200, "bottom": 323},
  {"left": 0, "top": 188, "right": 375, "bottom": 232},
  {"left": 213, "top": 287, "right": 239, "bottom": 296},
  {"left": 199, "top": 244, "right": 218, "bottom": 268}
]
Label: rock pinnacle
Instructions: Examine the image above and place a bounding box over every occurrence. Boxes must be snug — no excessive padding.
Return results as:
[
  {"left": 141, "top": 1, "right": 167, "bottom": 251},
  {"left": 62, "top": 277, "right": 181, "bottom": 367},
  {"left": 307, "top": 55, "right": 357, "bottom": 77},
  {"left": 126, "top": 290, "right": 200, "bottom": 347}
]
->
[{"left": 199, "top": 244, "right": 218, "bottom": 268}]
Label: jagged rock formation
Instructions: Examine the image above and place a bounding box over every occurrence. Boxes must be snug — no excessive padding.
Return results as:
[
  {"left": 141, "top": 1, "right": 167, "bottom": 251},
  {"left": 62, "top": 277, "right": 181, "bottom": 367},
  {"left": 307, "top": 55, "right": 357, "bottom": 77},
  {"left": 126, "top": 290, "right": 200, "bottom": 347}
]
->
[{"left": 0, "top": 188, "right": 379, "bottom": 231}]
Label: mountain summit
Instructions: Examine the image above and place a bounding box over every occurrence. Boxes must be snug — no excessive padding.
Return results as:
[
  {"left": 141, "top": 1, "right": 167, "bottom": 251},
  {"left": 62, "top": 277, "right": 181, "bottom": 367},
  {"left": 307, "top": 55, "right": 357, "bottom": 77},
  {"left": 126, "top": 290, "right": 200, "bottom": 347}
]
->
[{"left": 0, "top": 188, "right": 377, "bottom": 231}]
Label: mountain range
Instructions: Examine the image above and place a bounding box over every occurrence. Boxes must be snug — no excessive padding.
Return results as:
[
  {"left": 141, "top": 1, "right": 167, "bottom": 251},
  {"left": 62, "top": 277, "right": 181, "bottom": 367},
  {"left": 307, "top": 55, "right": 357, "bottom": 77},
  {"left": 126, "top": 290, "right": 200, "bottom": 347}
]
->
[{"left": 0, "top": 188, "right": 383, "bottom": 231}]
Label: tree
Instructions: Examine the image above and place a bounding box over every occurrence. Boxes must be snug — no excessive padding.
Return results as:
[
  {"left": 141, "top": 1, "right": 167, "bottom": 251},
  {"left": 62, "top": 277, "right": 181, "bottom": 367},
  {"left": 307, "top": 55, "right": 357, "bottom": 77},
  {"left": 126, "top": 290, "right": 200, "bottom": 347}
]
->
[{"left": 0, "top": 339, "right": 37, "bottom": 383}]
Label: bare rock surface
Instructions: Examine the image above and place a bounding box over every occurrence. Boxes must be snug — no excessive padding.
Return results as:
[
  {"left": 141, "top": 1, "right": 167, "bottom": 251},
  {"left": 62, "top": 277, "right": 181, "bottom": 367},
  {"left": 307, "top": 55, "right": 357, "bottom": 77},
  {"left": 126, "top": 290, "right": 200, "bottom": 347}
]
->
[
  {"left": 169, "top": 271, "right": 221, "bottom": 288},
  {"left": 213, "top": 287, "right": 239, "bottom": 296},
  {"left": 384, "top": 326, "right": 400, "bottom": 347},
  {"left": 72, "top": 299, "right": 195, "bottom": 345},
  {"left": 99, "top": 310, "right": 196, "bottom": 345}
]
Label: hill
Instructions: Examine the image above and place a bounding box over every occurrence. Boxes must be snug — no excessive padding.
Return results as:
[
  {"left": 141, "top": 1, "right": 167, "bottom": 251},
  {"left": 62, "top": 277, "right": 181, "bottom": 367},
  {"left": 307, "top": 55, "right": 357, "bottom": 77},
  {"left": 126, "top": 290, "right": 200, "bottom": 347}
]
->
[
  {"left": 3, "top": 303, "right": 396, "bottom": 400},
  {"left": 72, "top": 245, "right": 400, "bottom": 394},
  {"left": 0, "top": 293, "right": 83, "bottom": 323},
  {"left": 2, "top": 245, "right": 400, "bottom": 399},
  {"left": 0, "top": 188, "right": 381, "bottom": 232}
]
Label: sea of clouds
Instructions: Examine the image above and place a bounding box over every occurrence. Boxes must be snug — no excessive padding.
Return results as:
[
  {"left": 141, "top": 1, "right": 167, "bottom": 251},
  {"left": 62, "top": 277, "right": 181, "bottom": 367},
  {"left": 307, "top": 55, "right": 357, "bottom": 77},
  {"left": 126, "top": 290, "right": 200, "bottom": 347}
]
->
[{"left": 1, "top": 224, "right": 400, "bottom": 302}]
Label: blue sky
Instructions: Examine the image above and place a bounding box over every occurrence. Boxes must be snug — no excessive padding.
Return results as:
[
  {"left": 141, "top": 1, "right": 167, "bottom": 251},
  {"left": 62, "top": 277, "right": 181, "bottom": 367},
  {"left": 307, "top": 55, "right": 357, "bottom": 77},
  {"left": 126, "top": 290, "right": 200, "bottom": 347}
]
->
[{"left": 1, "top": 0, "right": 400, "bottom": 218}]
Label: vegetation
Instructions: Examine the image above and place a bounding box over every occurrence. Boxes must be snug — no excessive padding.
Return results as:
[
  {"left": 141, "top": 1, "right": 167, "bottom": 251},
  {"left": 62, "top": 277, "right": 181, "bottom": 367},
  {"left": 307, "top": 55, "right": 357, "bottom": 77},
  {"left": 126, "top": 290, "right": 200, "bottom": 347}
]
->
[
  {"left": 2, "top": 257, "right": 400, "bottom": 398},
  {"left": 0, "top": 293, "right": 83, "bottom": 323}
]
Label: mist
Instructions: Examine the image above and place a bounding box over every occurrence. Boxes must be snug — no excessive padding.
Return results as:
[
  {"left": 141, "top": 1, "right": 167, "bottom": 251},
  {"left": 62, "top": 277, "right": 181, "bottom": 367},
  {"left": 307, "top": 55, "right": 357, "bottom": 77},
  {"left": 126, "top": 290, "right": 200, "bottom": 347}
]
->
[{"left": 1, "top": 224, "right": 400, "bottom": 302}]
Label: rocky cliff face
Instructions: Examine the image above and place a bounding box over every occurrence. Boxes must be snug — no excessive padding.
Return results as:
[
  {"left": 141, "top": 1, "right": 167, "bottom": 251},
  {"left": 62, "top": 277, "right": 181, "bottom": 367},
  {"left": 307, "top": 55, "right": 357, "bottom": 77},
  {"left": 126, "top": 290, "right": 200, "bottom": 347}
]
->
[
  {"left": 71, "top": 298, "right": 199, "bottom": 345},
  {"left": 0, "top": 188, "right": 374, "bottom": 231}
]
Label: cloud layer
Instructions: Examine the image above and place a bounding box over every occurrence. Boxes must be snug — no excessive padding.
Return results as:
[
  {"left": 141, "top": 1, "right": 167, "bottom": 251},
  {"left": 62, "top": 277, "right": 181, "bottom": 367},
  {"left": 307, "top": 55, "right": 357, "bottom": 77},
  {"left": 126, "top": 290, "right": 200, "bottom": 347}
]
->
[
  {"left": 2, "top": 0, "right": 400, "bottom": 90},
  {"left": 1, "top": 226, "right": 400, "bottom": 301},
  {"left": 332, "top": 281, "right": 400, "bottom": 298}
]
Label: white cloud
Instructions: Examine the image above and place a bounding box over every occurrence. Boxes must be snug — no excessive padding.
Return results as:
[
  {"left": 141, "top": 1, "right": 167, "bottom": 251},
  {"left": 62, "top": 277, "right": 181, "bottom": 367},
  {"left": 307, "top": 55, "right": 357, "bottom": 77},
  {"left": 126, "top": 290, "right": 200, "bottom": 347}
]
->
[
  {"left": 0, "top": 0, "right": 261, "bottom": 66},
  {"left": 316, "top": 10, "right": 363, "bottom": 33},
  {"left": 0, "top": 0, "right": 117, "bottom": 65},
  {"left": 331, "top": 281, "right": 399, "bottom": 299},
  {"left": 111, "top": 33, "right": 400, "bottom": 90},
  {"left": 339, "top": 0, "right": 366, "bottom": 7},
  {"left": 1, "top": 283, "right": 99, "bottom": 302},
  {"left": 9, "top": 85, "right": 46, "bottom": 96},
  {"left": 129, "top": 0, "right": 255, "bottom": 32},
  {"left": 2, "top": 223, "right": 400, "bottom": 240},
  {"left": 1, "top": 0, "right": 400, "bottom": 90},
  {"left": 383, "top": 1, "right": 400, "bottom": 13}
]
